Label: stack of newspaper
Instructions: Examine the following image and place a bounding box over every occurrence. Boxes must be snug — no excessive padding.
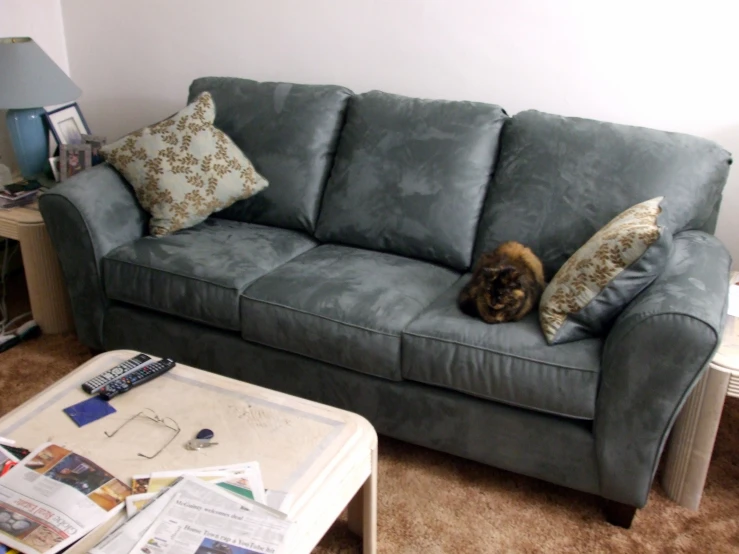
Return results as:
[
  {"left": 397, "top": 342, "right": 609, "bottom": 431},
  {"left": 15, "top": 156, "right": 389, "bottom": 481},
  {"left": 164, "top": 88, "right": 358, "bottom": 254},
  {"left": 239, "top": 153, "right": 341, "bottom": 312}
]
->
[{"left": 0, "top": 444, "right": 293, "bottom": 554}]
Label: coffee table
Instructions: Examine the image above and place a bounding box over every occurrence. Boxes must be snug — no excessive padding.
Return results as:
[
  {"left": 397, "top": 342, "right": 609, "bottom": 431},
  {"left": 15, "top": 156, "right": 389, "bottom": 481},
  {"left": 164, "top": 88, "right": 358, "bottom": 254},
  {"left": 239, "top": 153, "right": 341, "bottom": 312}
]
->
[{"left": 0, "top": 350, "right": 378, "bottom": 553}]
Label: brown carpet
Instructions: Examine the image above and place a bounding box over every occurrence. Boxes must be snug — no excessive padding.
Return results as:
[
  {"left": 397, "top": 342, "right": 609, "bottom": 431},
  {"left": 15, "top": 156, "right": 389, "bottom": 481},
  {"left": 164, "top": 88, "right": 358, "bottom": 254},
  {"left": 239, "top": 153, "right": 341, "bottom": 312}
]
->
[{"left": 2, "top": 333, "right": 739, "bottom": 552}]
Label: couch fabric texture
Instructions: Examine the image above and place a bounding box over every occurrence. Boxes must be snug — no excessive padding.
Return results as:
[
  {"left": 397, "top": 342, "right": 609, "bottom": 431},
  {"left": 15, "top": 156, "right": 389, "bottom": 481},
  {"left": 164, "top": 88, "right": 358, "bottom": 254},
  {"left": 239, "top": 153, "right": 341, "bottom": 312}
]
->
[
  {"left": 474, "top": 110, "right": 732, "bottom": 279},
  {"left": 40, "top": 77, "right": 733, "bottom": 515},
  {"left": 403, "top": 276, "right": 602, "bottom": 419},
  {"left": 104, "top": 218, "right": 317, "bottom": 330},
  {"left": 241, "top": 244, "right": 459, "bottom": 380},
  {"left": 315, "top": 90, "right": 507, "bottom": 271}
]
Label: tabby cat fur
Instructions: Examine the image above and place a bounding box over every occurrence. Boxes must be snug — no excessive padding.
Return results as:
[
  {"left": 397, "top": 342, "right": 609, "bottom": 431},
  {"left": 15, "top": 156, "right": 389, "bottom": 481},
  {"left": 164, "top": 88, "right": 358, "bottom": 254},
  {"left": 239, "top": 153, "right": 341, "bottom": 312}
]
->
[{"left": 458, "top": 241, "right": 545, "bottom": 324}]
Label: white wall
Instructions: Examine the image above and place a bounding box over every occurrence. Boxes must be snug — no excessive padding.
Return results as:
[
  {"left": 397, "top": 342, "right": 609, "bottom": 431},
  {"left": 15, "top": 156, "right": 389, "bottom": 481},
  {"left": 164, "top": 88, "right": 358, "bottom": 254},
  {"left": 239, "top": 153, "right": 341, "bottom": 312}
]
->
[
  {"left": 0, "top": 0, "right": 70, "bottom": 173},
  {"left": 58, "top": 0, "right": 739, "bottom": 260}
]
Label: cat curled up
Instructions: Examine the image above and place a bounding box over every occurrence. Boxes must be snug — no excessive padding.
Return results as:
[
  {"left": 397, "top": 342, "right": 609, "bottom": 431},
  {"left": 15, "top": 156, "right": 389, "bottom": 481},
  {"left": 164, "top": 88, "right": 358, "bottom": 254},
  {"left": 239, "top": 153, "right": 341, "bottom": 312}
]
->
[{"left": 458, "top": 241, "right": 545, "bottom": 323}]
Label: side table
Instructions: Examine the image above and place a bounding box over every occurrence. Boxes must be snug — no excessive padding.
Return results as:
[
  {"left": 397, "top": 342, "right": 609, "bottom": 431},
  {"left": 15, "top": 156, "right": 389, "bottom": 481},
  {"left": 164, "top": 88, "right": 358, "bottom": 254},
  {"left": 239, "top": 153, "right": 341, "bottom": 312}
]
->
[
  {"left": 0, "top": 202, "right": 74, "bottom": 333},
  {"left": 662, "top": 271, "right": 739, "bottom": 509}
]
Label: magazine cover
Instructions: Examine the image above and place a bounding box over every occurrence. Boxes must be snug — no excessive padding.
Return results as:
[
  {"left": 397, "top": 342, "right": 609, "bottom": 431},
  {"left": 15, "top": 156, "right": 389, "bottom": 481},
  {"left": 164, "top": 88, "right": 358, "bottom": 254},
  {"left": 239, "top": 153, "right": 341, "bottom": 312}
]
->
[{"left": 0, "top": 443, "right": 131, "bottom": 554}]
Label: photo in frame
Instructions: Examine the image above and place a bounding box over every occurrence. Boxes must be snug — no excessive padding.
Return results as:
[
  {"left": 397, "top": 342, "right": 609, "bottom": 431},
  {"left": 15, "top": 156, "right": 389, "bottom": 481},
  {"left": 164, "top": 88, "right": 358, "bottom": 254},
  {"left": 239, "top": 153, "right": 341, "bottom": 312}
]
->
[
  {"left": 81, "top": 134, "right": 107, "bottom": 166},
  {"left": 45, "top": 103, "right": 91, "bottom": 146},
  {"left": 59, "top": 144, "right": 92, "bottom": 181}
]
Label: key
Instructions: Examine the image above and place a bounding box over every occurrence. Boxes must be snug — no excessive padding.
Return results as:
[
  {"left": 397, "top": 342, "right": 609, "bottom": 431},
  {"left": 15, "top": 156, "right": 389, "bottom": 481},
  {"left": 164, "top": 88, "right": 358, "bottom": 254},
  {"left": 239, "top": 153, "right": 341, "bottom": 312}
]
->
[
  {"left": 185, "top": 438, "right": 219, "bottom": 451},
  {"left": 185, "top": 428, "right": 218, "bottom": 451}
]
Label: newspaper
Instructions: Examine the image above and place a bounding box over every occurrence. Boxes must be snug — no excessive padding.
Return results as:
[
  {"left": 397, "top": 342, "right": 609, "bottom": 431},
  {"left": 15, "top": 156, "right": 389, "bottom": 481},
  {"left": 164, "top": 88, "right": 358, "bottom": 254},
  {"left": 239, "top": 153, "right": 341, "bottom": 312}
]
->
[
  {"left": 129, "top": 490, "right": 290, "bottom": 554},
  {"left": 125, "top": 493, "right": 156, "bottom": 518},
  {"left": 91, "top": 477, "right": 289, "bottom": 554},
  {"left": 125, "top": 463, "right": 290, "bottom": 519},
  {"left": 128, "top": 462, "right": 267, "bottom": 512},
  {"left": 0, "top": 443, "right": 131, "bottom": 554}
]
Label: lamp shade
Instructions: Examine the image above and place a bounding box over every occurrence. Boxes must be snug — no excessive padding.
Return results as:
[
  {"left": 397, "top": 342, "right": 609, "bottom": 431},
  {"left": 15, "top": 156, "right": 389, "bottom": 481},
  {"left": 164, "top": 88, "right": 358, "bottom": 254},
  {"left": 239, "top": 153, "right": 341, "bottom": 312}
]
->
[{"left": 0, "top": 37, "right": 81, "bottom": 109}]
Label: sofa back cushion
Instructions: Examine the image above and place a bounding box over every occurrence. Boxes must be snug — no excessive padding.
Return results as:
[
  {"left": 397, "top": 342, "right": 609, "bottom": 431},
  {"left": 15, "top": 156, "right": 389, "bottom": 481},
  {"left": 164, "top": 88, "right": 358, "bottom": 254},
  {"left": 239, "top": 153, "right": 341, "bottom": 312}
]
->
[
  {"left": 315, "top": 91, "right": 508, "bottom": 271},
  {"left": 188, "top": 77, "right": 352, "bottom": 233},
  {"left": 474, "top": 110, "right": 732, "bottom": 279}
]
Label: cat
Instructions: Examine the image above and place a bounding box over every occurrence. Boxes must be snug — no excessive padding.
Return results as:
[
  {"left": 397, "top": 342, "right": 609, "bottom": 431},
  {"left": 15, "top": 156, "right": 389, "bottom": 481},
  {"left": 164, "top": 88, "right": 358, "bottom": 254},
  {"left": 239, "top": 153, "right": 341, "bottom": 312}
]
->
[{"left": 458, "top": 241, "right": 545, "bottom": 324}]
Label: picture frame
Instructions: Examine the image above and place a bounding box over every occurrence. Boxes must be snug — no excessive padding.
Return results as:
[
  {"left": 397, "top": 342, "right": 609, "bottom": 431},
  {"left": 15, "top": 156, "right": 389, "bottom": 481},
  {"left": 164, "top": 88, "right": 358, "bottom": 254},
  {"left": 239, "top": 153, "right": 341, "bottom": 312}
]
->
[
  {"left": 45, "top": 103, "right": 91, "bottom": 146},
  {"left": 81, "top": 134, "right": 107, "bottom": 166},
  {"left": 49, "top": 156, "right": 60, "bottom": 182},
  {"left": 59, "top": 144, "right": 92, "bottom": 181}
]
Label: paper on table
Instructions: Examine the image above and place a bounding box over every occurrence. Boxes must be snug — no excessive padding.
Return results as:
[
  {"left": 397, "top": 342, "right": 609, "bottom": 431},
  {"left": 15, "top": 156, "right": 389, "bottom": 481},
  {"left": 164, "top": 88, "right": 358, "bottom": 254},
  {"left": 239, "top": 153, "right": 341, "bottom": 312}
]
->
[
  {"left": 138, "top": 461, "right": 266, "bottom": 504},
  {"left": 264, "top": 490, "right": 293, "bottom": 513},
  {"left": 147, "top": 470, "right": 230, "bottom": 493},
  {"left": 128, "top": 486, "right": 291, "bottom": 554},
  {"left": 91, "top": 476, "right": 286, "bottom": 554},
  {"left": 0, "top": 442, "right": 131, "bottom": 554},
  {"left": 125, "top": 493, "right": 156, "bottom": 518}
]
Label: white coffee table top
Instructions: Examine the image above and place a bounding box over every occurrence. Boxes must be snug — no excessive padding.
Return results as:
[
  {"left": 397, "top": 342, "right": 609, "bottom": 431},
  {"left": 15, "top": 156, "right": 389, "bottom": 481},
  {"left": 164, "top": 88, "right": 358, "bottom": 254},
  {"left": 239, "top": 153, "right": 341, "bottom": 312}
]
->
[{"left": 0, "top": 350, "right": 377, "bottom": 552}]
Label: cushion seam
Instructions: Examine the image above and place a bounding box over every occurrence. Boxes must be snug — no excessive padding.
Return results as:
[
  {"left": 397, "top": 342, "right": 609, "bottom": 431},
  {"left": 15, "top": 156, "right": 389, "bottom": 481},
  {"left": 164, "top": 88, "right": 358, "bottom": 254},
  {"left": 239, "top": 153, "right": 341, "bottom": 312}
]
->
[
  {"left": 106, "top": 295, "right": 239, "bottom": 331},
  {"left": 105, "top": 256, "right": 260, "bottom": 292},
  {"left": 403, "top": 331, "right": 599, "bottom": 373},
  {"left": 240, "top": 330, "right": 403, "bottom": 382},
  {"left": 612, "top": 309, "right": 722, "bottom": 341},
  {"left": 241, "top": 295, "right": 400, "bottom": 337},
  {"left": 403, "top": 371, "right": 593, "bottom": 420}
]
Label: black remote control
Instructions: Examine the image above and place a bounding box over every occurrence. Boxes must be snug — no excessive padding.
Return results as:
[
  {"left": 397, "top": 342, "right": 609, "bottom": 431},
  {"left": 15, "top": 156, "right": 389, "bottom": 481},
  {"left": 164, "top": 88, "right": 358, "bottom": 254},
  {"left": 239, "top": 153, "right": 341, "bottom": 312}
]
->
[
  {"left": 98, "top": 358, "right": 176, "bottom": 401},
  {"left": 82, "top": 353, "right": 153, "bottom": 394}
]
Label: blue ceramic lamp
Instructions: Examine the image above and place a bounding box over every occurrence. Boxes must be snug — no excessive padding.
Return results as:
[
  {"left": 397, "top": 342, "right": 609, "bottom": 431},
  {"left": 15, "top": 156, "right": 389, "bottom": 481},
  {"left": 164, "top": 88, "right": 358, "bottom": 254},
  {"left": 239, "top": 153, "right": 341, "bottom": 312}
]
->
[{"left": 0, "top": 37, "right": 81, "bottom": 178}]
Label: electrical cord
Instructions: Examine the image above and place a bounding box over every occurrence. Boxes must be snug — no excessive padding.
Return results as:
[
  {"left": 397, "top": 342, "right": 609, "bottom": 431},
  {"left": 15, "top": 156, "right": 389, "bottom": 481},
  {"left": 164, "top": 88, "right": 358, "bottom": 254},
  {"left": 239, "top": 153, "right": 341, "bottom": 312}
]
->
[{"left": 0, "top": 238, "right": 31, "bottom": 337}]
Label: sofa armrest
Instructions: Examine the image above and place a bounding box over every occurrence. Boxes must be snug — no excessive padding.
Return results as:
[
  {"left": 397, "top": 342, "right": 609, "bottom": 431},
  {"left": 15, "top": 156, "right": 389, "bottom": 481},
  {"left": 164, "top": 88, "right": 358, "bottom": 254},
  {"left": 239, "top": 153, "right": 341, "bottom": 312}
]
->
[
  {"left": 39, "top": 163, "right": 147, "bottom": 349},
  {"left": 595, "top": 230, "right": 731, "bottom": 507}
]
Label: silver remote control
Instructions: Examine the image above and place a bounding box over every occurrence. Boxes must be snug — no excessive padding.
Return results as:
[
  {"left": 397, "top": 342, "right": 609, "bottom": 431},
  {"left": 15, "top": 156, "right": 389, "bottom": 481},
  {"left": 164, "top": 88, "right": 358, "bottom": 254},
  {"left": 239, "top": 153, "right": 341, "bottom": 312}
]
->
[{"left": 81, "top": 353, "right": 152, "bottom": 394}]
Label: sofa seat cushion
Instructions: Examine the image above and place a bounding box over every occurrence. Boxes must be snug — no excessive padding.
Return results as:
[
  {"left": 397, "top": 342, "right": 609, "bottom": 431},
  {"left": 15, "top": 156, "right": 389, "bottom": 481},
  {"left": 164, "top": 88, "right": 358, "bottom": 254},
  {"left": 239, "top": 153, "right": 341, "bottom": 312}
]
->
[
  {"left": 402, "top": 276, "right": 602, "bottom": 419},
  {"left": 103, "top": 218, "right": 318, "bottom": 330},
  {"left": 241, "top": 244, "right": 460, "bottom": 380}
]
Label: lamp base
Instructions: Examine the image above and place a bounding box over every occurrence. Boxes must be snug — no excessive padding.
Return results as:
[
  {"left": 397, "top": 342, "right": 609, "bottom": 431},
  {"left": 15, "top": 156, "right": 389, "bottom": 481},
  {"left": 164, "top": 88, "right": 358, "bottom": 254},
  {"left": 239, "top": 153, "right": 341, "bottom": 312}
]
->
[{"left": 6, "top": 108, "right": 48, "bottom": 179}]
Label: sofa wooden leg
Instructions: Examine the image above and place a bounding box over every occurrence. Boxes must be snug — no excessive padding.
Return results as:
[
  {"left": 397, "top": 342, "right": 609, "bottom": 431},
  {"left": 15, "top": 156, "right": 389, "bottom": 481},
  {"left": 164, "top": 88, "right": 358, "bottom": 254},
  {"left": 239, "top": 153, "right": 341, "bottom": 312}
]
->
[{"left": 604, "top": 500, "right": 637, "bottom": 528}]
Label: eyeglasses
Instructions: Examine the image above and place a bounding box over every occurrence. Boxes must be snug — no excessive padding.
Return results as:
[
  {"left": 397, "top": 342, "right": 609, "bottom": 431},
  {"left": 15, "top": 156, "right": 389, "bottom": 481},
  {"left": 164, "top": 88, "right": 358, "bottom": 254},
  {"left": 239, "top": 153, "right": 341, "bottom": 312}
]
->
[{"left": 104, "top": 408, "right": 181, "bottom": 459}]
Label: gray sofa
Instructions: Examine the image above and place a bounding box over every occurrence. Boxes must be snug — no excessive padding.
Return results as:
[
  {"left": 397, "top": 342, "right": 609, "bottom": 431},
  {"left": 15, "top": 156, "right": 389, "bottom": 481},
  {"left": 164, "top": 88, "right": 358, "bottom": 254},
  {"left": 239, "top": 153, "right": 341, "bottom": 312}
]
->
[{"left": 40, "top": 77, "right": 733, "bottom": 527}]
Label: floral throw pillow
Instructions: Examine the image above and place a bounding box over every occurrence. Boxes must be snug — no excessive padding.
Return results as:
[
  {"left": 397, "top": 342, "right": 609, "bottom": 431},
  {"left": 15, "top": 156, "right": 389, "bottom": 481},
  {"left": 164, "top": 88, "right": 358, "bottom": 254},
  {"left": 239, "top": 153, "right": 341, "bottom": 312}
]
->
[
  {"left": 101, "top": 92, "right": 268, "bottom": 236},
  {"left": 539, "top": 197, "right": 671, "bottom": 345}
]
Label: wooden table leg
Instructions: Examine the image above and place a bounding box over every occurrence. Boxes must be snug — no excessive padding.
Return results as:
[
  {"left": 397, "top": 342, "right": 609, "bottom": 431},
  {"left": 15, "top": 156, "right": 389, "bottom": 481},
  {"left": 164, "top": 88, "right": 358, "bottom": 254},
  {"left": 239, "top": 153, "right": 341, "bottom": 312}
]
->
[
  {"left": 662, "top": 365, "right": 730, "bottom": 509},
  {"left": 17, "top": 222, "right": 73, "bottom": 334},
  {"left": 348, "top": 445, "right": 378, "bottom": 553}
]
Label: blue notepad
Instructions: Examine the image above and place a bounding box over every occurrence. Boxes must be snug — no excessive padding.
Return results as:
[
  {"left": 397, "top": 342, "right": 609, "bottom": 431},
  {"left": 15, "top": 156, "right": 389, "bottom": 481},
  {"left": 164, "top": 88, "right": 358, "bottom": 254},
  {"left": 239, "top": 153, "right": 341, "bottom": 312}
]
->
[{"left": 63, "top": 396, "right": 116, "bottom": 427}]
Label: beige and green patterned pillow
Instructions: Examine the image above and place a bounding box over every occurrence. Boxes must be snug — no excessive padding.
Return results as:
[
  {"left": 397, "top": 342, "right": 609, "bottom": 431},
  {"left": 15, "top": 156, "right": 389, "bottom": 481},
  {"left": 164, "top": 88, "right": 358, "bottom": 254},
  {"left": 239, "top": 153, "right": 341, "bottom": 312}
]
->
[
  {"left": 101, "top": 92, "right": 268, "bottom": 236},
  {"left": 539, "top": 197, "right": 671, "bottom": 345}
]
